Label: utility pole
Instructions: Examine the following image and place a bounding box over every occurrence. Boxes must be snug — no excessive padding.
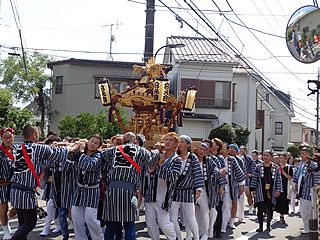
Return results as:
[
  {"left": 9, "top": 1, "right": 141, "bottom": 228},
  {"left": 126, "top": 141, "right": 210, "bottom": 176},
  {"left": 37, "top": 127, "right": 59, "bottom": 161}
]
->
[
  {"left": 143, "top": 0, "right": 155, "bottom": 63},
  {"left": 307, "top": 67, "right": 320, "bottom": 147},
  {"left": 102, "top": 21, "right": 121, "bottom": 60}
]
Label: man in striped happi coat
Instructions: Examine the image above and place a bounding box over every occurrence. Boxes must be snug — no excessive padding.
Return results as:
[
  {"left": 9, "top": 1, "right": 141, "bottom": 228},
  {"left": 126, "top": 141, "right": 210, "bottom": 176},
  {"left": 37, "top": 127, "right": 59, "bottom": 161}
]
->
[
  {"left": 58, "top": 153, "right": 76, "bottom": 240},
  {"left": 66, "top": 134, "right": 104, "bottom": 240},
  {"left": 293, "top": 147, "right": 320, "bottom": 234},
  {"left": 240, "top": 146, "right": 257, "bottom": 215},
  {"left": 144, "top": 132, "right": 181, "bottom": 240},
  {"left": 250, "top": 150, "right": 282, "bottom": 232},
  {"left": 40, "top": 135, "right": 64, "bottom": 237},
  {"left": 194, "top": 142, "right": 227, "bottom": 240},
  {"left": 169, "top": 135, "right": 205, "bottom": 240},
  {"left": 101, "top": 132, "right": 159, "bottom": 240},
  {"left": 10, "top": 125, "right": 75, "bottom": 240},
  {"left": 228, "top": 144, "right": 247, "bottom": 224},
  {"left": 220, "top": 143, "right": 245, "bottom": 233},
  {"left": 0, "top": 128, "right": 15, "bottom": 239},
  {"left": 208, "top": 137, "right": 226, "bottom": 238}
]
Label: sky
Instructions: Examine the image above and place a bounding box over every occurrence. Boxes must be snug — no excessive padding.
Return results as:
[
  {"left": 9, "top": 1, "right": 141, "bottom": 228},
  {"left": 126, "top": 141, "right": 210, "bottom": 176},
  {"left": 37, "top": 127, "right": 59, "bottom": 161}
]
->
[{"left": 0, "top": 0, "right": 319, "bottom": 128}]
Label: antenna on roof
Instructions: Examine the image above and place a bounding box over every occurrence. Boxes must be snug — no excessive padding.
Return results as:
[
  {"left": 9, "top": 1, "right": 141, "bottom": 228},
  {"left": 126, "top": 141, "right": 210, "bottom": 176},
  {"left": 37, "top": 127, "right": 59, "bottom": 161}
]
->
[{"left": 102, "top": 20, "right": 122, "bottom": 61}]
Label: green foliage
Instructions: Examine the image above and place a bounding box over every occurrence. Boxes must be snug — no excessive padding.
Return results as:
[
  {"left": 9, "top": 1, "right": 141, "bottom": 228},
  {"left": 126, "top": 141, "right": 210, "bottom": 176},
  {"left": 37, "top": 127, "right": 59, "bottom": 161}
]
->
[
  {"left": 209, "top": 123, "right": 250, "bottom": 146},
  {"left": 234, "top": 125, "right": 251, "bottom": 146},
  {"left": 287, "top": 145, "right": 300, "bottom": 158},
  {"left": 0, "top": 88, "right": 34, "bottom": 134},
  {"left": 209, "top": 123, "right": 235, "bottom": 144},
  {"left": 0, "top": 52, "right": 53, "bottom": 136},
  {"left": 0, "top": 52, "right": 52, "bottom": 101},
  {"left": 58, "top": 111, "right": 123, "bottom": 139}
]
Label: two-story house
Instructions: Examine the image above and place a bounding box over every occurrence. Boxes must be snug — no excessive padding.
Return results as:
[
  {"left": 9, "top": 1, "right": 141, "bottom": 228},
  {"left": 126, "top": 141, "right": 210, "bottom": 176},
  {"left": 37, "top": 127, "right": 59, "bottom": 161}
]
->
[
  {"left": 163, "top": 36, "right": 250, "bottom": 141},
  {"left": 47, "top": 59, "right": 142, "bottom": 133},
  {"left": 255, "top": 77, "right": 295, "bottom": 152}
]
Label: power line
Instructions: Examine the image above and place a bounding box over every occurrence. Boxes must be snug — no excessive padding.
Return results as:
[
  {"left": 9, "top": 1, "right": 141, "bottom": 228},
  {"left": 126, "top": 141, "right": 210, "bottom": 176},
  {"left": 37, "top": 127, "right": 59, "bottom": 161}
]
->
[
  {"left": 222, "top": 15, "right": 284, "bottom": 39},
  {"left": 223, "top": 0, "right": 314, "bottom": 99},
  {"left": 181, "top": 0, "right": 315, "bottom": 117},
  {"left": 127, "top": 0, "right": 290, "bottom": 16}
]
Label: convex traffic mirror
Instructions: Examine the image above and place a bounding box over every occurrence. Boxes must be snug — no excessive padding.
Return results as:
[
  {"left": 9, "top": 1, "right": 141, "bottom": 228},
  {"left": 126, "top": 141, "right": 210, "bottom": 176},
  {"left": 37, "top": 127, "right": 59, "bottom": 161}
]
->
[{"left": 286, "top": 5, "right": 320, "bottom": 63}]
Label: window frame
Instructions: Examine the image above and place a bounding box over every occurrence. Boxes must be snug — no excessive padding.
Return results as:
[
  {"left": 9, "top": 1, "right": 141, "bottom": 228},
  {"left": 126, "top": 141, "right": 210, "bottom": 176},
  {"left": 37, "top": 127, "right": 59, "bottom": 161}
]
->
[
  {"left": 275, "top": 122, "right": 283, "bottom": 135},
  {"left": 55, "top": 76, "right": 63, "bottom": 94},
  {"left": 94, "top": 77, "right": 129, "bottom": 99}
]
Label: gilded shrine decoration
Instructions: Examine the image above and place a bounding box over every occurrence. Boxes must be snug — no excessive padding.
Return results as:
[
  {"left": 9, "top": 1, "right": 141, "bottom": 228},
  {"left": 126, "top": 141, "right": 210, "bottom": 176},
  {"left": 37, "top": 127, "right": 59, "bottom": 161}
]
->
[{"left": 98, "top": 57, "right": 197, "bottom": 141}]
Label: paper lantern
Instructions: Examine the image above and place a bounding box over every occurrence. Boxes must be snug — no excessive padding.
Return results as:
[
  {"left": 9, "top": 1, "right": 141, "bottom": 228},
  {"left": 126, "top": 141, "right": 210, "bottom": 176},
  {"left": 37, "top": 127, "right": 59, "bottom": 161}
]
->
[
  {"left": 153, "top": 79, "right": 170, "bottom": 104},
  {"left": 184, "top": 87, "right": 197, "bottom": 111},
  {"left": 98, "top": 80, "right": 111, "bottom": 106}
]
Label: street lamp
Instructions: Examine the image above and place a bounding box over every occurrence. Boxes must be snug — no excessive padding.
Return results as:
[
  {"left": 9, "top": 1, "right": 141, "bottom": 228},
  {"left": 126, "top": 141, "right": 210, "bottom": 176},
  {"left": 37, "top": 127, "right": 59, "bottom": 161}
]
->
[{"left": 154, "top": 43, "right": 185, "bottom": 59}]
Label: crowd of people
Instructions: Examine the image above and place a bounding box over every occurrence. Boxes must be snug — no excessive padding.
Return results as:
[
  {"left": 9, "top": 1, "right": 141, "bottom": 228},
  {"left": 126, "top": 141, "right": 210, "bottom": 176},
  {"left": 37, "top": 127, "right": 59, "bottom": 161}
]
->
[
  {"left": 0, "top": 125, "right": 320, "bottom": 240},
  {"left": 289, "top": 27, "right": 320, "bottom": 62}
]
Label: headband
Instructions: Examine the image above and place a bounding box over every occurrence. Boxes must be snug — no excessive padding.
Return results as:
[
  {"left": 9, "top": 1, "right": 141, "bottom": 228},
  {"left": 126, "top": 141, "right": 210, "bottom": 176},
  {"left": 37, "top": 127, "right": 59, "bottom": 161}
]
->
[
  {"left": 180, "top": 135, "right": 192, "bottom": 144},
  {"left": 229, "top": 144, "right": 240, "bottom": 153},
  {"left": 1, "top": 128, "right": 15, "bottom": 137}
]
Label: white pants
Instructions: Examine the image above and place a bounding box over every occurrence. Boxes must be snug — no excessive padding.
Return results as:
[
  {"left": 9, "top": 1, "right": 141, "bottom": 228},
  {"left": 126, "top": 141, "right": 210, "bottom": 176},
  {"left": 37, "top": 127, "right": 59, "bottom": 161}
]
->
[
  {"left": 300, "top": 199, "right": 312, "bottom": 231},
  {"left": 290, "top": 183, "right": 297, "bottom": 213},
  {"left": 145, "top": 202, "right": 176, "bottom": 240},
  {"left": 71, "top": 206, "right": 103, "bottom": 240},
  {"left": 208, "top": 208, "right": 217, "bottom": 238},
  {"left": 194, "top": 192, "right": 217, "bottom": 239},
  {"left": 221, "top": 191, "right": 232, "bottom": 232},
  {"left": 170, "top": 201, "right": 199, "bottom": 240},
  {"left": 237, "top": 193, "right": 245, "bottom": 220},
  {"left": 195, "top": 193, "right": 209, "bottom": 238},
  {"left": 43, "top": 199, "right": 56, "bottom": 229}
]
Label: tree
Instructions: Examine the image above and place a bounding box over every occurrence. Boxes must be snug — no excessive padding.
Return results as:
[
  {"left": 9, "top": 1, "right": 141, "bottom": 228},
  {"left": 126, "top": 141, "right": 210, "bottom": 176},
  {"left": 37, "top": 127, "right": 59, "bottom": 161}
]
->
[
  {"left": 209, "top": 123, "right": 250, "bottom": 146},
  {"left": 287, "top": 145, "right": 299, "bottom": 158},
  {"left": 234, "top": 125, "right": 251, "bottom": 146},
  {"left": 0, "top": 52, "right": 53, "bottom": 137},
  {"left": 58, "top": 111, "right": 123, "bottom": 139},
  {"left": 209, "top": 123, "right": 236, "bottom": 144},
  {"left": 0, "top": 88, "right": 34, "bottom": 134}
]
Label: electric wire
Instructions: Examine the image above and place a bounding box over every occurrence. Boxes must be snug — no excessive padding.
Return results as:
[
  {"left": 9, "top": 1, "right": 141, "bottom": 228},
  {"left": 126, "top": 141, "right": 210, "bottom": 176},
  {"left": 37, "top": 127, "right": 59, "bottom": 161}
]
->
[{"left": 182, "top": 0, "right": 316, "bottom": 117}]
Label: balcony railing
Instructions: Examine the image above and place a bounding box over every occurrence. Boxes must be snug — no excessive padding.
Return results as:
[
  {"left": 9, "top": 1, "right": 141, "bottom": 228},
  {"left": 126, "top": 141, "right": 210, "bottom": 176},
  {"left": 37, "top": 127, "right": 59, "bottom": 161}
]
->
[{"left": 196, "top": 98, "right": 231, "bottom": 109}]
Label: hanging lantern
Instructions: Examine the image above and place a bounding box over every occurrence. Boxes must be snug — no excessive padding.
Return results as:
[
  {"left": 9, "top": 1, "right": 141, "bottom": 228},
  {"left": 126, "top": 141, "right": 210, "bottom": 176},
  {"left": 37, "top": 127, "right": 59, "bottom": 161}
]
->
[
  {"left": 98, "top": 78, "right": 111, "bottom": 106},
  {"left": 153, "top": 79, "right": 170, "bottom": 104},
  {"left": 184, "top": 86, "right": 197, "bottom": 111}
]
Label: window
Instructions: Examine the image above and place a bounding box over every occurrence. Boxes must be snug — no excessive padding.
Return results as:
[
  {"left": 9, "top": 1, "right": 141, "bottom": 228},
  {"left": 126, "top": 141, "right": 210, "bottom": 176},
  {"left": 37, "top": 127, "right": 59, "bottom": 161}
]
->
[
  {"left": 232, "top": 83, "right": 236, "bottom": 111},
  {"left": 181, "top": 79, "right": 231, "bottom": 109},
  {"left": 55, "top": 76, "right": 63, "bottom": 94},
  {"left": 256, "top": 110, "right": 264, "bottom": 129},
  {"left": 265, "top": 93, "right": 269, "bottom": 103},
  {"left": 275, "top": 122, "right": 283, "bottom": 135},
  {"left": 305, "top": 133, "right": 309, "bottom": 142},
  {"left": 94, "top": 77, "right": 128, "bottom": 98}
]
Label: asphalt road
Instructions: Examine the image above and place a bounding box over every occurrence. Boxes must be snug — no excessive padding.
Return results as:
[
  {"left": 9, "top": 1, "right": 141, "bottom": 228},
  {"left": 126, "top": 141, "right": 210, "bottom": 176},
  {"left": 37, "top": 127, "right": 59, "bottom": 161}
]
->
[{"left": 0, "top": 202, "right": 317, "bottom": 239}]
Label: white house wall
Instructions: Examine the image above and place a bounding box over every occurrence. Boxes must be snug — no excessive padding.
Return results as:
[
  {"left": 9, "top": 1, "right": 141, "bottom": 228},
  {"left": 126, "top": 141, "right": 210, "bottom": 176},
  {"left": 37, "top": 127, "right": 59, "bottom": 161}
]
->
[
  {"left": 291, "top": 122, "right": 303, "bottom": 144},
  {"left": 50, "top": 63, "right": 134, "bottom": 132},
  {"left": 232, "top": 70, "right": 256, "bottom": 151},
  {"left": 256, "top": 84, "right": 292, "bottom": 152},
  {"left": 178, "top": 119, "right": 213, "bottom": 139},
  {"left": 173, "top": 61, "right": 234, "bottom": 139}
]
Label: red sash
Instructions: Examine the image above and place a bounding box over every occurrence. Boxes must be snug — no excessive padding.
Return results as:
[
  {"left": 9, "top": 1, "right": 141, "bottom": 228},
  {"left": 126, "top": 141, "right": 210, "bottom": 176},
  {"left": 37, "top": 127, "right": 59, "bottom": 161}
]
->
[
  {"left": 0, "top": 145, "right": 14, "bottom": 161},
  {"left": 118, "top": 145, "right": 141, "bottom": 174},
  {"left": 21, "top": 144, "right": 40, "bottom": 188}
]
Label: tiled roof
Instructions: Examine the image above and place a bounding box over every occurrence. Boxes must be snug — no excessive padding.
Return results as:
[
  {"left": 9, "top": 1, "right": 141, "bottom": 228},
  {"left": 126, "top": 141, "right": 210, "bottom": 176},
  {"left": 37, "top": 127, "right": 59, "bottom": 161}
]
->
[{"left": 167, "top": 36, "right": 249, "bottom": 67}]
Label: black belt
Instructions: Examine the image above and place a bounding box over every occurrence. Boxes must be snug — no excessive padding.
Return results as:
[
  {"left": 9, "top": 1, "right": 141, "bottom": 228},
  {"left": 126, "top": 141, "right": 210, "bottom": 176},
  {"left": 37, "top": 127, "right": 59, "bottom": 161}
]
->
[
  {"left": 173, "top": 186, "right": 193, "bottom": 190},
  {"left": 108, "top": 180, "right": 135, "bottom": 191},
  {"left": 11, "top": 183, "right": 35, "bottom": 195}
]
